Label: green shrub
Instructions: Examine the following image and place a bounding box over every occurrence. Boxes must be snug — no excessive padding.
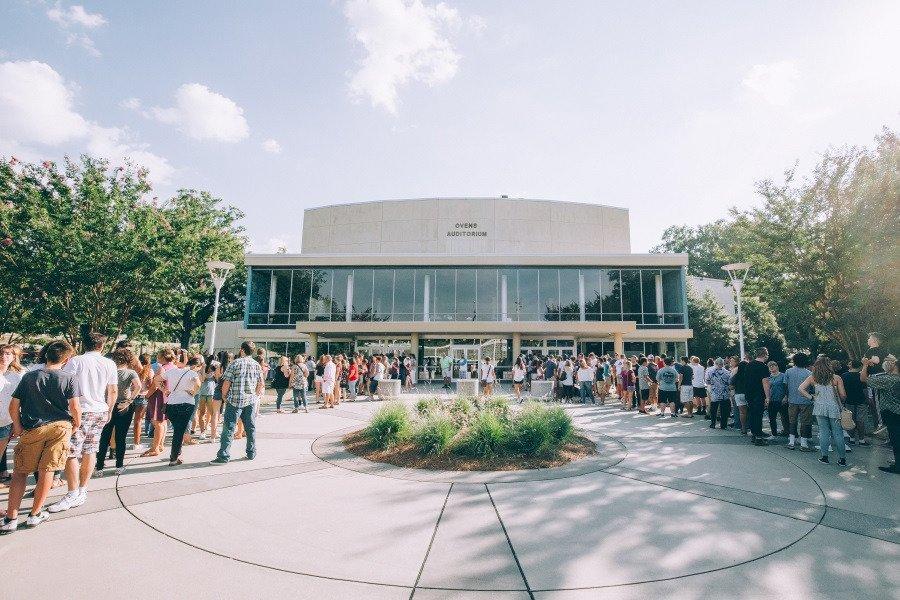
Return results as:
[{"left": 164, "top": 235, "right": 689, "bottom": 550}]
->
[
  {"left": 456, "top": 409, "right": 507, "bottom": 457},
  {"left": 449, "top": 397, "right": 475, "bottom": 426},
  {"left": 509, "top": 403, "right": 553, "bottom": 454},
  {"left": 545, "top": 406, "right": 573, "bottom": 444},
  {"left": 482, "top": 397, "right": 510, "bottom": 421},
  {"left": 414, "top": 414, "right": 459, "bottom": 455},
  {"left": 364, "top": 402, "right": 412, "bottom": 449},
  {"left": 415, "top": 397, "right": 443, "bottom": 417}
]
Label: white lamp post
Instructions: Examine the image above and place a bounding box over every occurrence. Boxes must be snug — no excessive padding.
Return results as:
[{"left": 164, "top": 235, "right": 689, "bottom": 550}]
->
[
  {"left": 722, "top": 262, "right": 751, "bottom": 360},
  {"left": 206, "top": 260, "right": 235, "bottom": 355}
]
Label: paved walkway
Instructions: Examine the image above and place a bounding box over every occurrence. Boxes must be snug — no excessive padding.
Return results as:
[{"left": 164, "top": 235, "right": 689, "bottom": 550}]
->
[{"left": 2, "top": 394, "right": 898, "bottom": 599}]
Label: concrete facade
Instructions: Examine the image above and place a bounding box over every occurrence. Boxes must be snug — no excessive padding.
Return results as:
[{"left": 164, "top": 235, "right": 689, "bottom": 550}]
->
[{"left": 301, "top": 197, "right": 631, "bottom": 256}]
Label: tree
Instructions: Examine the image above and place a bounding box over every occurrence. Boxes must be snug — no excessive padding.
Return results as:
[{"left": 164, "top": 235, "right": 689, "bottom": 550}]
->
[
  {"left": 655, "top": 128, "right": 899, "bottom": 358},
  {"left": 0, "top": 156, "right": 246, "bottom": 348},
  {"left": 155, "top": 190, "right": 245, "bottom": 348},
  {"left": 687, "top": 289, "right": 737, "bottom": 360}
]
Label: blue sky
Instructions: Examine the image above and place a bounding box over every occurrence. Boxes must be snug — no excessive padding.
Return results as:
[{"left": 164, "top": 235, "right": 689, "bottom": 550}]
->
[{"left": 2, "top": 0, "right": 898, "bottom": 252}]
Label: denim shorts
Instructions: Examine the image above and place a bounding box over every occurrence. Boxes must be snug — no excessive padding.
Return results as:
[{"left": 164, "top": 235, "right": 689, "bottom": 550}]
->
[
  {"left": 734, "top": 393, "right": 748, "bottom": 407},
  {"left": 0, "top": 424, "right": 11, "bottom": 439},
  {"left": 133, "top": 395, "right": 148, "bottom": 407}
]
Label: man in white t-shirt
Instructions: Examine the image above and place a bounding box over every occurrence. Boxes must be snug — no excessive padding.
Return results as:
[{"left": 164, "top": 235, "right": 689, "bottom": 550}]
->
[{"left": 49, "top": 333, "right": 116, "bottom": 513}]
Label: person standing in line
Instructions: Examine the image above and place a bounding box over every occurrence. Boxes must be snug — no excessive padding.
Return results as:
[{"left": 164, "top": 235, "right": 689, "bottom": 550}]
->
[
  {"left": 211, "top": 341, "right": 263, "bottom": 464},
  {"left": 785, "top": 353, "right": 814, "bottom": 451},
  {"left": 863, "top": 332, "right": 887, "bottom": 430},
  {"left": 321, "top": 354, "right": 336, "bottom": 409},
  {"left": 744, "top": 348, "right": 772, "bottom": 446},
  {"left": 369, "top": 355, "right": 385, "bottom": 401},
  {"left": 690, "top": 356, "right": 707, "bottom": 417},
  {"left": 142, "top": 348, "right": 176, "bottom": 456},
  {"left": 706, "top": 358, "right": 731, "bottom": 429},
  {"left": 347, "top": 355, "right": 359, "bottom": 401},
  {"left": 656, "top": 357, "right": 680, "bottom": 418},
  {"left": 479, "top": 357, "right": 496, "bottom": 397},
  {"left": 400, "top": 355, "right": 411, "bottom": 391},
  {"left": 647, "top": 356, "right": 659, "bottom": 411},
  {"left": 618, "top": 360, "right": 635, "bottom": 410},
  {"left": 676, "top": 356, "right": 694, "bottom": 417},
  {"left": 766, "top": 361, "right": 789, "bottom": 439},
  {"left": 272, "top": 356, "right": 291, "bottom": 414},
  {"left": 512, "top": 357, "right": 526, "bottom": 403},
  {"left": 440, "top": 354, "right": 453, "bottom": 391},
  {"left": 637, "top": 357, "right": 651, "bottom": 413},
  {"left": 332, "top": 354, "right": 347, "bottom": 406},
  {"left": 305, "top": 354, "right": 315, "bottom": 393},
  {"left": 48, "top": 333, "right": 116, "bottom": 514},
  {"left": 861, "top": 355, "right": 899, "bottom": 474},
  {"left": 195, "top": 360, "right": 219, "bottom": 439},
  {"left": 730, "top": 357, "right": 750, "bottom": 435},
  {"left": 1, "top": 340, "right": 81, "bottom": 533},
  {"left": 160, "top": 355, "right": 203, "bottom": 467},
  {"left": 841, "top": 360, "right": 870, "bottom": 446},
  {"left": 94, "top": 349, "right": 141, "bottom": 475},
  {"left": 131, "top": 353, "right": 153, "bottom": 452},
  {"left": 799, "top": 356, "right": 848, "bottom": 466},
  {"left": 290, "top": 354, "right": 310, "bottom": 412},
  {"left": 576, "top": 358, "right": 595, "bottom": 404},
  {"left": 314, "top": 356, "right": 325, "bottom": 403},
  {"left": 0, "top": 345, "right": 24, "bottom": 489}
]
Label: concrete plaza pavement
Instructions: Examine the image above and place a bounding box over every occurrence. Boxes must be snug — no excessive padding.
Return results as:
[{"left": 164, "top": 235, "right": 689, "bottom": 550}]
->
[{"left": 1, "top": 389, "right": 897, "bottom": 600}]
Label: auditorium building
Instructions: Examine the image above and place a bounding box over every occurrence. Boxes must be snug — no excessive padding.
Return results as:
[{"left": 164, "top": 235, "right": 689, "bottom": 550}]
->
[{"left": 226, "top": 197, "right": 691, "bottom": 379}]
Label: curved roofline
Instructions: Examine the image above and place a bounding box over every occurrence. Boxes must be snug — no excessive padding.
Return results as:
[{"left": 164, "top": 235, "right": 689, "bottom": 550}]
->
[{"left": 304, "top": 197, "right": 628, "bottom": 212}]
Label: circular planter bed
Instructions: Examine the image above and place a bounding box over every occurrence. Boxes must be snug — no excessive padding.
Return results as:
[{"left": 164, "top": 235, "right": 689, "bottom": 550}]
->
[
  {"left": 341, "top": 398, "right": 598, "bottom": 472},
  {"left": 343, "top": 428, "right": 597, "bottom": 471}
]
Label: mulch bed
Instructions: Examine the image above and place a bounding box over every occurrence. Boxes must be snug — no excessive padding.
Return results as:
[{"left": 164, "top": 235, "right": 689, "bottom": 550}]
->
[{"left": 342, "top": 430, "right": 597, "bottom": 471}]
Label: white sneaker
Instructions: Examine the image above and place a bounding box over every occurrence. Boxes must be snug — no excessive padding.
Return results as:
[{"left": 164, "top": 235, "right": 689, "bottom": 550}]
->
[
  {"left": 766, "top": 435, "right": 776, "bottom": 441},
  {"left": 114, "top": 467, "right": 126, "bottom": 476},
  {"left": 48, "top": 491, "right": 85, "bottom": 513},
  {"left": 0, "top": 517, "right": 18, "bottom": 533},
  {"left": 25, "top": 511, "right": 49, "bottom": 527}
]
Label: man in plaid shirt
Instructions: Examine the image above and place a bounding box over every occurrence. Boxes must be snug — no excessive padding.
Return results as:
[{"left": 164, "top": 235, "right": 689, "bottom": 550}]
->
[{"left": 211, "top": 341, "right": 264, "bottom": 464}]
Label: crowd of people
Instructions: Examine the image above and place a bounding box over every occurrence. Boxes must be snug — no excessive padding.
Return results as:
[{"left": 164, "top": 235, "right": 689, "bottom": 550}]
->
[
  {"left": 507, "top": 333, "right": 897, "bottom": 473},
  {"left": 0, "top": 330, "right": 896, "bottom": 535}
]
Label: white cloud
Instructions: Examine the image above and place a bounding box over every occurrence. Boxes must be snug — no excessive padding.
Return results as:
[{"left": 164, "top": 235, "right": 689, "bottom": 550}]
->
[
  {"left": 742, "top": 60, "right": 800, "bottom": 106},
  {"left": 120, "top": 97, "right": 142, "bottom": 110},
  {"left": 46, "top": 3, "right": 106, "bottom": 56},
  {"left": 344, "top": 0, "right": 482, "bottom": 114},
  {"left": 140, "top": 83, "right": 250, "bottom": 143},
  {"left": 261, "top": 138, "right": 282, "bottom": 153},
  {"left": 47, "top": 3, "right": 107, "bottom": 28},
  {"left": 66, "top": 32, "right": 101, "bottom": 57},
  {"left": 0, "top": 60, "right": 173, "bottom": 185}
]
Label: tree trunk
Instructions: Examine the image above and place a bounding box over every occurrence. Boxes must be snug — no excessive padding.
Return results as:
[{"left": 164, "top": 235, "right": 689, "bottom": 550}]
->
[{"left": 179, "top": 304, "right": 194, "bottom": 349}]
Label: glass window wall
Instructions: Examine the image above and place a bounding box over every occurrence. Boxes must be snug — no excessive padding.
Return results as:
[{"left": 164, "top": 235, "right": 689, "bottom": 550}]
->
[{"left": 246, "top": 265, "right": 688, "bottom": 328}]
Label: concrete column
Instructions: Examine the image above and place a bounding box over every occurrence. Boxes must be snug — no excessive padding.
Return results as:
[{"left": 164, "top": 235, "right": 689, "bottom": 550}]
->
[
  {"left": 410, "top": 332, "right": 420, "bottom": 359},
  {"left": 308, "top": 333, "right": 318, "bottom": 358},
  {"left": 500, "top": 274, "right": 508, "bottom": 321},
  {"left": 613, "top": 332, "right": 624, "bottom": 356},
  {"left": 578, "top": 271, "right": 586, "bottom": 321},
  {"left": 512, "top": 332, "right": 521, "bottom": 359},
  {"left": 345, "top": 272, "right": 353, "bottom": 322},
  {"left": 423, "top": 274, "right": 431, "bottom": 322}
]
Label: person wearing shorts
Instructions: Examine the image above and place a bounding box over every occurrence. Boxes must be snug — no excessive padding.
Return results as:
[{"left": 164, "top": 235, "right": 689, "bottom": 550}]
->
[
  {"left": 656, "top": 358, "right": 681, "bottom": 418},
  {"left": 1, "top": 340, "right": 80, "bottom": 534},
  {"left": 49, "top": 333, "right": 116, "bottom": 514}
]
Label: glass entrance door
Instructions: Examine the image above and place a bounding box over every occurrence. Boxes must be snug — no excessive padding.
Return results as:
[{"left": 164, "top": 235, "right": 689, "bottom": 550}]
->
[{"left": 449, "top": 345, "right": 480, "bottom": 379}]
